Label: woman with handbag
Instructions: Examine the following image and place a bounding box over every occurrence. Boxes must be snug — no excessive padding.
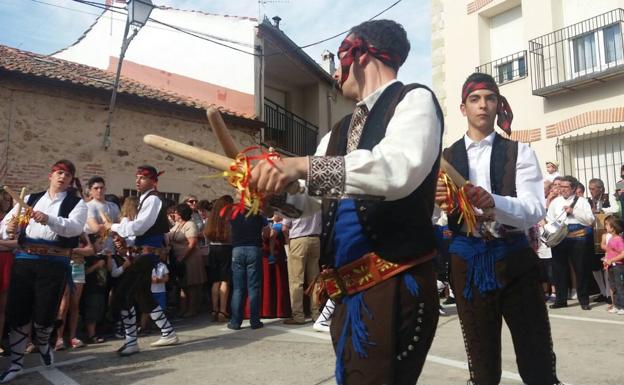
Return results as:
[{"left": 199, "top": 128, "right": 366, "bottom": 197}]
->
[{"left": 167, "top": 204, "right": 206, "bottom": 318}]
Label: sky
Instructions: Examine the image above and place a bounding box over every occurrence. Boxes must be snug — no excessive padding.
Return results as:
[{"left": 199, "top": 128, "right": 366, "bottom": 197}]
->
[{"left": 0, "top": 0, "right": 432, "bottom": 85}]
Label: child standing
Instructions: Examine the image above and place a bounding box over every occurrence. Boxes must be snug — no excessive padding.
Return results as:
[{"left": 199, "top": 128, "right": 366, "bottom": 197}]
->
[
  {"left": 602, "top": 216, "right": 624, "bottom": 314},
  {"left": 152, "top": 254, "right": 170, "bottom": 315}
]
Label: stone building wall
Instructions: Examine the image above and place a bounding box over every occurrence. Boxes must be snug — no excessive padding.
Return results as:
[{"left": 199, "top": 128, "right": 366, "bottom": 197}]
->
[{"left": 0, "top": 76, "right": 259, "bottom": 202}]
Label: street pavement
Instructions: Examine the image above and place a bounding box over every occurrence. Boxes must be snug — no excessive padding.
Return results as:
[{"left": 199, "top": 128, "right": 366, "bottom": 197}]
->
[{"left": 5, "top": 298, "right": 623, "bottom": 385}]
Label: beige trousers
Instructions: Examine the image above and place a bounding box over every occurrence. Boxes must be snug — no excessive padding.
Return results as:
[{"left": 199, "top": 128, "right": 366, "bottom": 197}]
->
[{"left": 287, "top": 236, "right": 321, "bottom": 322}]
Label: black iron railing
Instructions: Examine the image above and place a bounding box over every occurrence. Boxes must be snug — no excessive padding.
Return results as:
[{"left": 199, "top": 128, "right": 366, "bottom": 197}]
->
[
  {"left": 529, "top": 9, "right": 624, "bottom": 96},
  {"left": 476, "top": 50, "right": 527, "bottom": 85},
  {"left": 556, "top": 125, "right": 624, "bottom": 194},
  {"left": 263, "top": 98, "right": 319, "bottom": 156}
]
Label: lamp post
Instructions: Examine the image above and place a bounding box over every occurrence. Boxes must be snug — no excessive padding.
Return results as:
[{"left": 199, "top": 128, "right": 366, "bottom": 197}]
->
[{"left": 103, "top": 0, "right": 154, "bottom": 149}]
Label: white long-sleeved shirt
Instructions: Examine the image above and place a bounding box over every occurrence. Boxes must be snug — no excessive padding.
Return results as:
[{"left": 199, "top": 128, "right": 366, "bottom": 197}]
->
[
  {"left": 463, "top": 131, "right": 546, "bottom": 230},
  {"left": 286, "top": 80, "right": 442, "bottom": 216},
  {"left": 0, "top": 190, "right": 87, "bottom": 241},
  {"left": 111, "top": 189, "right": 162, "bottom": 238},
  {"left": 546, "top": 195, "right": 595, "bottom": 227}
]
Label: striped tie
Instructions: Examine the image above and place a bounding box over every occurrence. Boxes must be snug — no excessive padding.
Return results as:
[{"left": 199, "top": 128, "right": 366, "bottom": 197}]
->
[{"left": 346, "top": 105, "right": 369, "bottom": 154}]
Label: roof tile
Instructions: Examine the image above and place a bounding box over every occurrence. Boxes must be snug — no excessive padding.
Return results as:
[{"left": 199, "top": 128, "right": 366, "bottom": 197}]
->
[{"left": 0, "top": 45, "right": 257, "bottom": 121}]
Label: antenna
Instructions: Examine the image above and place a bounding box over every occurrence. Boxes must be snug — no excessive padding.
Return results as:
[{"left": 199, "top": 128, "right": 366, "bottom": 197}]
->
[{"left": 257, "top": 0, "right": 290, "bottom": 22}]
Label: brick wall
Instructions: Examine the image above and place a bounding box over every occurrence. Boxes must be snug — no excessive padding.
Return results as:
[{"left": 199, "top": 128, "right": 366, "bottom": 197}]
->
[
  {"left": 0, "top": 77, "right": 259, "bottom": 201},
  {"left": 467, "top": 0, "right": 494, "bottom": 14},
  {"left": 545, "top": 106, "right": 624, "bottom": 138}
]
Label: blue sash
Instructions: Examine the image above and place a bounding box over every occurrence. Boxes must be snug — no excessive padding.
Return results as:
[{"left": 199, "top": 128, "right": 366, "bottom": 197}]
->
[{"left": 449, "top": 234, "right": 528, "bottom": 300}]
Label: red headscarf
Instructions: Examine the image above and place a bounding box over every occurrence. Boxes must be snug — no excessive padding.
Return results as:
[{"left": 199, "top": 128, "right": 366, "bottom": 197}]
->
[
  {"left": 461, "top": 79, "right": 514, "bottom": 135},
  {"left": 337, "top": 37, "right": 402, "bottom": 86},
  {"left": 51, "top": 163, "right": 74, "bottom": 176},
  {"left": 136, "top": 166, "right": 164, "bottom": 182}
]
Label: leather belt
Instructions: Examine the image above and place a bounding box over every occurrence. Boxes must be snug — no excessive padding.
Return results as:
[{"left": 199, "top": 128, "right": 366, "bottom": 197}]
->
[
  {"left": 21, "top": 244, "right": 72, "bottom": 258},
  {"left": 321, "top": 251, "right": 435, "bottom": 300},
  {"left": 567, "top": 229, "right": 588, "bottom": 238},
  {"left": 290, "top": 234, "right": 320, "bottom": 240}
]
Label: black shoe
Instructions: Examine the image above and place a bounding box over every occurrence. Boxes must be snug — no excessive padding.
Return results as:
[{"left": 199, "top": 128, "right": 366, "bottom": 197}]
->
[
  {"left": 226, "top": 323, "right": 241, "bottom": 331},
  {"left": 250, "top": 322, "right": 264, "bottom": 330},
  {"left": 581, "top": 304, "right": 591, "bottom": 310},
  {"left": 549, "top": 302, "right": 567, "bottom": 309},
  {"left": 443, "top": 297, "right": 456, "bottom": 305},
  {"left": 592, "top": 295, "right": 607, "bottom": 303}
]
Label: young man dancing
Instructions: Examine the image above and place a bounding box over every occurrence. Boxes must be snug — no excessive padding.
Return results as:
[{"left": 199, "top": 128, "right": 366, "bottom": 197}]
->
[
  {"left": 247, "top": 20, "right": 443, "bottom": 385},
  {"left": 109, "top": 165, "right": 178, "bottom": 356},
  {"left": 0, "top": 160, "right": 87, "bottom": 383},
  {"left": 436, "top": 72, "right": 561, "bottom": 385}
]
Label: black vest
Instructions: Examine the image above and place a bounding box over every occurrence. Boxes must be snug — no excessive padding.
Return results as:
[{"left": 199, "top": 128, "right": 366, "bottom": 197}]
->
[
  {"left": 442, "top": 133, "right": 518, "bottom": 233},
  {"left": 20, "top": 191, "right": 81, "bottom": 248},
  {"left": 135, "top": 190, "right": 170, "bottom": 244},
  {"left": 322, "top": 82, "right": 444, "bottom": 264}
]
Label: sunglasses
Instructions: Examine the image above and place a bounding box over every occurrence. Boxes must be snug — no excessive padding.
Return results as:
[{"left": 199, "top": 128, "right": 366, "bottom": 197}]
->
[{"left": 187, "top": 200, "right": 197, "bottom": 203}]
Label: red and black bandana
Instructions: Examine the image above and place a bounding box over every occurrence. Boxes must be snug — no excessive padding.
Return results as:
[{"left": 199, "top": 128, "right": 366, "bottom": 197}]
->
[
  {"left": 51, "top": 163, "right": 74, "bottom": 176},
  {"left": 461, "top": 80, "right": 514, "bottom": 135},
  {"left": 137, "top": 166, "right": 164, "bottom": 182},
  {"left": 337, "top": 37, "right": 402, "bottom": 86}
]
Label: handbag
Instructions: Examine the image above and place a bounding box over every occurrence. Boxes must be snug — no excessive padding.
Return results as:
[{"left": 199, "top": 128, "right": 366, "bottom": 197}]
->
[{"left": 541, "top": 196, "right": 579, "bottom": 247}]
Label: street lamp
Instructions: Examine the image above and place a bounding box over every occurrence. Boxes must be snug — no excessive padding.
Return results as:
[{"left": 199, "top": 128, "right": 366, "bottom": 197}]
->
[{"left": 103, "top": 0, "right": 154, "bottom": 149}]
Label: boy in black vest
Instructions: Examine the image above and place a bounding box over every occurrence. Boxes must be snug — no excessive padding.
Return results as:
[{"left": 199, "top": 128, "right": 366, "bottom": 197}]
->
[
  {"left": 108, "top": 165, "right": 178, "bottom": 356},
  {"left": 435, "top": 72, "right": 560, "bottom": 385},
  {"left": 247, "top": 20, "right": 443, "bottom": 385},
  {"left": 0, "top": 159, "right": 87, "bottom": 383}
]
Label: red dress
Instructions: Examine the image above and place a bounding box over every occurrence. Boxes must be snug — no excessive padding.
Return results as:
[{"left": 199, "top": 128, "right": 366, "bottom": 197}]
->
[{"left": 245, "top": 225, "right": 291, "bottom": 318}]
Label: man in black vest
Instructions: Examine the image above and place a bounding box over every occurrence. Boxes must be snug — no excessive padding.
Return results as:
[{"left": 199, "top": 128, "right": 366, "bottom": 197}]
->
[
  {"left": 435, "top": 73, "right": 560, "bottom": 385},
  {"left": 249, "top": 20, "right": 443, "bottom": 385},
  {"left": 0, "top": 159, "right": 87, "bottom": 383},
  {"left": 109, "top": 165, "right": 178, "bottom": 356}
]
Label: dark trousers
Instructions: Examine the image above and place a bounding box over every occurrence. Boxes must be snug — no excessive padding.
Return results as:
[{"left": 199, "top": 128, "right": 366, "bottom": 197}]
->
[
  {"left": 329, "top": 260, "right": 438, "bottom": 385},
  {"left": 112, "top": 254, "right": 158, "bottom": 313},
  {"left": 607, "top": 265, "right": 624, "bottom": 308},
  {"left": 450, "top": 250, "right": 559, "bottom": 385},
  {"left": 7, "top": 259, "right": 67, "bottom": 328},
  {"left": 551, "top": 237, "right": 591, "bottom": 305}
]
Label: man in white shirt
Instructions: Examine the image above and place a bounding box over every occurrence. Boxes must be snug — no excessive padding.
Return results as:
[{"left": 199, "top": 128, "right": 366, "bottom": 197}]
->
[
  {"left": 108, "top": 165, "right": 178, "bottom": 356},
  {"left": 281, "top": 211, "right": 321, "bottom": 325},
  {"left": 243, "top": 20, "right": 443, "bottom": 385},
  {"left": 85, "top": 176, "right": 120, "bottom": 254},
  {"left": 0, "top": 160, "right": 87, "bottom": 383},
  {"left": 546, "top": 175, "right": 595, "bottom": 310},
  {"left": 435, "top": 72, "right": 559, "bottom": 385}
]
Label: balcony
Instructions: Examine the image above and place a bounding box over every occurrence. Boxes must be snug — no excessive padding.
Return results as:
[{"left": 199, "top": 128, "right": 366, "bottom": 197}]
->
[
  {"left": 529, "top": 9, "right": 624, "bottom": 96},
  {"left": 263, "top": 98, "right": 319, "bottom": 156},
  {"left": 476, "top": 50, "right": 527, "bottom": 85}
]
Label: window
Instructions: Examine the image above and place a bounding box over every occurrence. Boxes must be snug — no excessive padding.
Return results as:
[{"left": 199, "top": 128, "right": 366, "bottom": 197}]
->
[
  {"left": 123, "top": 189, "right": 180, "bottom": 204},
  {"left": 572, "top": 33, "right": 597, "bottom": 73},
  {"left": 494, "top": 56, "right": 526, "bottom": 84},
  {"left": 570, "top": 23, "right": 624, "bottom": 76},
  {"left": 604, "top": 24, "right": 624, "bottom": 64}
]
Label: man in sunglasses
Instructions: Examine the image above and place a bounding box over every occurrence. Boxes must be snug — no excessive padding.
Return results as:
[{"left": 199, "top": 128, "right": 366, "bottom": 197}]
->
[{"left": 247, "top": 19, "right": 443, "bottom": 385}]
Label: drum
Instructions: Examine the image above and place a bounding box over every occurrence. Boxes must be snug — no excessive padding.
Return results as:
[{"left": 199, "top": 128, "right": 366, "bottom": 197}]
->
[{"left": 594, "top": 213, "right": 607, "bottom": 254}]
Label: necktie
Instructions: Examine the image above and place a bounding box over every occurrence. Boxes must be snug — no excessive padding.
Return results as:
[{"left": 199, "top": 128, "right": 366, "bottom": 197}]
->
[{"left": 346, "top": 105, "right": 369, "bottom": 154}]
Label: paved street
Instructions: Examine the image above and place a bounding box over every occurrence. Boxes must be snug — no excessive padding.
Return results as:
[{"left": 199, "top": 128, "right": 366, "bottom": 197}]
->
[{"left": 6, "top": 299, "right": 624, "bottom": 385}]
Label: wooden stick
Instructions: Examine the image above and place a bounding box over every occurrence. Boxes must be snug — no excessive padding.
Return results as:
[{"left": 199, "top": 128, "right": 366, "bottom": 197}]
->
[
  {"left": 439, "top": 158, "right": 467, "bottom": 186},
  {"left": 206, "top": 107, "right": 240, "bottom": 159},
  {"left": 3, "top": 186, "right": 30, "bottom": 210},
  {"left": 143, "top": 135, "right": 303, "bottom": 194},
  {"left": 144, "top": 134, "right": 233, "bottom": 171},
  {"left": 439, "top": 158, "right": 494, "bottom": 217}
]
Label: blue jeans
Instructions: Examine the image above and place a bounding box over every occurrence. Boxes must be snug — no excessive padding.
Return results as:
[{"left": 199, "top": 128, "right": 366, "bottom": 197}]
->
[{"left": 229, "top": 246, "right": 263, "bottom": 327}]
